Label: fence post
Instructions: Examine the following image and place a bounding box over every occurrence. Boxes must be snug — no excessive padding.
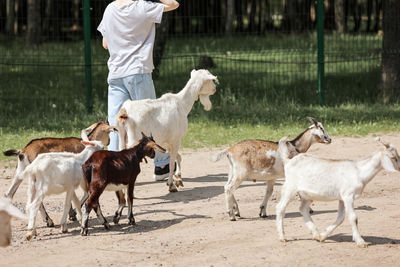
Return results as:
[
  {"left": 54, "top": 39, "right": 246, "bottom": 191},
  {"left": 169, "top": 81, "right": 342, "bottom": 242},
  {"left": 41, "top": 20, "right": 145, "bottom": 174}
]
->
[
  {"left": 83, "top": 0, "right": 93, "bottom": 113},
  {"left": 317, "top": 0, "right": 325, "bottom": 106}
]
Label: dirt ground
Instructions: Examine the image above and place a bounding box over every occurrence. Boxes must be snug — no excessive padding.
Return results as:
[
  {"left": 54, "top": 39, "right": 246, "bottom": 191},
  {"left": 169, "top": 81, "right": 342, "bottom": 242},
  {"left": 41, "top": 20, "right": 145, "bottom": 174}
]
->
[{"left": 1, "top": 134, "right": 400, "bottom": 266}]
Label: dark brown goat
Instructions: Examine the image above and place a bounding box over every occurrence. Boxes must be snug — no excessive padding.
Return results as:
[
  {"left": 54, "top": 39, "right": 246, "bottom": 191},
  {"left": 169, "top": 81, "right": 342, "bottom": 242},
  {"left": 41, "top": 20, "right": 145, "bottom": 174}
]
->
[
  {"left": 80, "top": 133, "right": 166, "bottom": 236},
  {"left": 3, "top": 120, "right": 117, "bottom": 227}
]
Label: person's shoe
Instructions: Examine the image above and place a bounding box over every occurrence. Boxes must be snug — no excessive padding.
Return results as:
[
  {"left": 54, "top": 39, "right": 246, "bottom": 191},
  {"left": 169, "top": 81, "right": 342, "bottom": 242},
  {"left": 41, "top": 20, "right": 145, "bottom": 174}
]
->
[{"left": 154, "top": 163, "right": 176, "bottom": 181}]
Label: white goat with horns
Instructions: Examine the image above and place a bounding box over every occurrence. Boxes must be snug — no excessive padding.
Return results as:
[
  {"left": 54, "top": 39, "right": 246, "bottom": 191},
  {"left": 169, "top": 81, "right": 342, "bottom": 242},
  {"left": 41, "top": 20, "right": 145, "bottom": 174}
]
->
[
  {"left": 116, "top": 69, "right": 218, "bottom": 192},
  {"left": 276, "top": 137, "right": 400, "bottom": 248}
]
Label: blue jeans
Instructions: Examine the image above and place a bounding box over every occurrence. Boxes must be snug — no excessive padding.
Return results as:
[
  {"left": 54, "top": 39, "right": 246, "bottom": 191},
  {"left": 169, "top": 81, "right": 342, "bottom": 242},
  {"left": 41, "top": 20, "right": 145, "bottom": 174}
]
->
[{"left": 108, "top": 73, "right": 170, "bottom": 167}]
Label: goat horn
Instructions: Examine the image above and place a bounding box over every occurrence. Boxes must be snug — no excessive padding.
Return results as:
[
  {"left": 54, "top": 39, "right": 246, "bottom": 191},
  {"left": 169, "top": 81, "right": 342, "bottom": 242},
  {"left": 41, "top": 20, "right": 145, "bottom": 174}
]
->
[{"left": 307, "top": 117, "right": 317, "bottom": 125}]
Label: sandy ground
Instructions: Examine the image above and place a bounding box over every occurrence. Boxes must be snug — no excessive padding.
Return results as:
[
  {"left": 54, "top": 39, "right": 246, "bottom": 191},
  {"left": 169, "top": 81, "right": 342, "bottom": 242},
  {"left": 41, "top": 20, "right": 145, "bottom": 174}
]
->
[{"left": 0, "top": 134, "right": 400, "bottom": 266}]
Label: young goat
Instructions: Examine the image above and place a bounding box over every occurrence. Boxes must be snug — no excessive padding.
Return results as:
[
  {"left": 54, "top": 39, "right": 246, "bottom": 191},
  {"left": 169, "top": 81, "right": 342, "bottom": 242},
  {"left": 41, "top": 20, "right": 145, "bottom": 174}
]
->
[
  {"left": 3, "top": 120, "right": 116, "bottom": 227},
  {"left": 80, "top": 133, "right": 166, "bottom": 236},
  {"left": 21, "top": 136, "right": 104, "bottom": 240},
  {"left": 211, "top": 117, "right": 331, "bottom": 221},
  {"left": 0, "top": 198, "right": 26, "bottom": 247},
  {"left": 116, "top": 69, "right": 217, "bottom": 192},
  {"left": 276, "top": 137, "right": 400, "bottom": 247}
]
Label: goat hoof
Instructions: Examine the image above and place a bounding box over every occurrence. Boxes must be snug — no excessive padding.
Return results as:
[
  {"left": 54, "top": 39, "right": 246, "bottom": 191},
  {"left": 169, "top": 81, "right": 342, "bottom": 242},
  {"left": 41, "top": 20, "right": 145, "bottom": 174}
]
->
[
  {"left": 113, "top": 216, "right": 120, "bottom": 225},
  {"left": 25, "top": 229, "right": 36, "bottom": 241},
  {"left": 26, "top": 233, "right": 33, "bottom": 241},
  {"left": 279, "top": 238, "right": 287, "bottom": 243},
  {"left": 173, "top": 179, "right": 183, "bottom": 188},
  {"left": 357, "top": 242, "right": 368, "bottom": 248},
  {"left": 309, "top": 208, "right": 314, "bottom": 214},
  {"left": 259, "top": 214, "right": 268, "bottom": 218},
  {"left": 80, "top": 228, "right": 89, "bottom": 236},
  {"left": 129, "top": 219, "right": 136, "bottom": 226},
  {"left": 103, "top": 222, "right": 111, "bottom": 230},
  {"left": 168, "top": 185, "right": 178, "bottom": 192},
  {"left": 61, "top": 225, "right": 68, "bottom": 233},
  {"left": 47, "top": 220, "right": 55, "bottom": 228}
]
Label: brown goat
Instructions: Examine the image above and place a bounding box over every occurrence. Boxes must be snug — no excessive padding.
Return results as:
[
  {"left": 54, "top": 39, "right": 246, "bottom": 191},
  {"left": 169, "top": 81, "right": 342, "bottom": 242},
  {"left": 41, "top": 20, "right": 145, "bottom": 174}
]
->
[
  {"left": 3, "top": 120, "right": 117, "bottom": 227},
  {"left": 80, "top": 133, "right": 165, "bottom": 236}
]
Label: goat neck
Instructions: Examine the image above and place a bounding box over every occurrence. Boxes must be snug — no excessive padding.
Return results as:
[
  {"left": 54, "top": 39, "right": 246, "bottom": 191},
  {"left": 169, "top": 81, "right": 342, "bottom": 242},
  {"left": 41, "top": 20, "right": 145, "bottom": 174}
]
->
[
  {"left": 78, "top": 146, "right": 100, "bottom": 163},
  {"left": 123, "top": 144, "right": 147, "bottom": 163},
  {"left": 177, "top": 78, "right": 203, "bottom": 115},
  {"left": 357, "top": 152, "right": 386, "bottom": 185},
  {"left": 289, "top": 127, "right": 314, "bottom": 153}
]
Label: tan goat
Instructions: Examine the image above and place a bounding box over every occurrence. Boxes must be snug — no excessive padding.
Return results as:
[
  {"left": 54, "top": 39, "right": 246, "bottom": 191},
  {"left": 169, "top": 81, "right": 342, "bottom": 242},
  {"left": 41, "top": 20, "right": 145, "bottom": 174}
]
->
[{"left": 211, "top": 117, "right": 331, "bottom": 221}]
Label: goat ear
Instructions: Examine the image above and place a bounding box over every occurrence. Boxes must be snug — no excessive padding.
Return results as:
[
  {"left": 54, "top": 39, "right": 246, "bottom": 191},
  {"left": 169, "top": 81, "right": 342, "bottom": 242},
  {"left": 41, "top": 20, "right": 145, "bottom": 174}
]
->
[
  {"left": 155, "top": 144, "right": 166, "bottom": 153},
  {"left": 81, "top": 129, "right": 90, "bottom": 141},
  {"left": 191, "top": 69, "right": 196, "bottom": 77},
  {"left": 141, "top": 132, "right": 147, "bottom": 139},
  {"left": 375, "top": 137, "right": 390, "bottom": 149},
  {"left": 206, "top": 73, "right": 217, "bottom": 81}
]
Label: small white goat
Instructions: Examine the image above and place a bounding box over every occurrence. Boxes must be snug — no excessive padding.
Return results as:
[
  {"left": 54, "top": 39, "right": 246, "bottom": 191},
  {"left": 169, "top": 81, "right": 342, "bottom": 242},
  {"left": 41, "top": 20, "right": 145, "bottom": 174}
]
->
[
  {"left": 0, "top": 198, "right": 26, "bottom": 247},
  {"left": 21, "top": 133, "right": 104, "bottom": 240},
  {"left": 211, "top": 117, "right": 331, "bottom": 221},
  {"left": 276, "top": 137, "right": 400, "bottom": 247},
  {"left": 117, "top": 69, "right": 218, "bottom": 192}
]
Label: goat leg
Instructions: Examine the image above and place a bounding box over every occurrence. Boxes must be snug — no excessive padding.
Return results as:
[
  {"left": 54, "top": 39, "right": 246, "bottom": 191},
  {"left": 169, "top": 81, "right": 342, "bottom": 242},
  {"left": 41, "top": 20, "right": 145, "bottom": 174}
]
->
[
  {"left": 68, "top": 207, "right": 77, "bottom": 222},
  {"left": 38, "top": 203, "right": 55, "bottom": 227},
  {"left": 113, "top": 190, "right": 126, "bottom": 224},
  {"left": 80, "top": 203, "right": 91, "bottom": 236}
]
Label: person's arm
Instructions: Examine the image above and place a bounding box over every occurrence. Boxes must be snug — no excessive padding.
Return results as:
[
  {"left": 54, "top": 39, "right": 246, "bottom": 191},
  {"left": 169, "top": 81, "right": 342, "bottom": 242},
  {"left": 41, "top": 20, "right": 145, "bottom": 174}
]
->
[
  {"left": 160, "top": 0, "right": 179, "bottom": 12},
  {"left": 102, "top": 37, "right": 108, "bottom": 50}
]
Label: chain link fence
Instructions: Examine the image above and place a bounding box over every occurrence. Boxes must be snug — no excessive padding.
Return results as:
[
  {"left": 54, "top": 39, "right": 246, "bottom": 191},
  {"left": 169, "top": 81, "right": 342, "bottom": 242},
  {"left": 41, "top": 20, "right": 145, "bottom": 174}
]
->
[{"left": 0, "top": 0, "right": 389, "bottom": 126}]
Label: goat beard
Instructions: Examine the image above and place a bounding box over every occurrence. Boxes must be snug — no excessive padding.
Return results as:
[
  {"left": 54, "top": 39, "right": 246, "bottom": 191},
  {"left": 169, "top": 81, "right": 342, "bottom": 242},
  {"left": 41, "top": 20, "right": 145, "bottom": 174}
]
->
[{"left": 199, "top": 94, "right": 212, "bottom": 111}]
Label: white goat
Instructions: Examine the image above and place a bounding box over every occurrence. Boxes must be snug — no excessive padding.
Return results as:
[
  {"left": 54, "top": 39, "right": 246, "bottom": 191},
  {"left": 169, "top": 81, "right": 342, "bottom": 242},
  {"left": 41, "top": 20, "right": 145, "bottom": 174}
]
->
[
  {"left": 211, "top": 117, "right": 331, "bottom": 221},
  {"left": 0, "top": 198, "right": 26, "bottom": 247},
  {"left": 21, "top": 133, "right": 104, "bottom": 240},
  {"left": 276, "top": 137, "right": 400, "bottom": 247},
  {"left": 116, "top": 69, "right": 218, "bottom": 192}
]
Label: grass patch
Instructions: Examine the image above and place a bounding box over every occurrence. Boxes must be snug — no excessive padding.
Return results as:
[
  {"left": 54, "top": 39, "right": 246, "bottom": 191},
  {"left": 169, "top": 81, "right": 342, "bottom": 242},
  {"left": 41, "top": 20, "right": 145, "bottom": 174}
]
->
[{"left": 0, "top": 34, "right": 397, "bottom": 162}]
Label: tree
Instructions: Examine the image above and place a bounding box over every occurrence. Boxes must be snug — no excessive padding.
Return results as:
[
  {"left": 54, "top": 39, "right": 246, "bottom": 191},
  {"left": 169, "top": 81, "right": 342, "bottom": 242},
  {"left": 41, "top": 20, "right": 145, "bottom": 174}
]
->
[
  {"left": 5, "top": 0, "right": 15, "bottom": 35},
  {"left": 225, "top": 0, "right": 234, "bottom": 35},
  {"left": 335, "top": 0, "right": 345, "bottom": 33},
  {"left": 381, "top": 0, "right": 400, "bottom": 99},
  {"left": 27, "top": 0, "right": 41, "bottom": 45}
]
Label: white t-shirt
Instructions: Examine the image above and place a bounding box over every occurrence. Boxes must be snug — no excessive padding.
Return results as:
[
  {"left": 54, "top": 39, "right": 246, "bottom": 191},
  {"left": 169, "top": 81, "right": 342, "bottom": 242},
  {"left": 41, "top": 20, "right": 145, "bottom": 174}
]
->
[{"left": 97, "top": 0, "right": 164, "bottom": 82}]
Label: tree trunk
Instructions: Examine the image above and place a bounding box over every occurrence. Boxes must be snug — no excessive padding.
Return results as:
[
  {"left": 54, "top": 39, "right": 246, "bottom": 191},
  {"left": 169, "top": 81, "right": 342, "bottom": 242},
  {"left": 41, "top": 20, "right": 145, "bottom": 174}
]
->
[
  {"left": 248, "top": 0, "right": 257, "bottom": 33},
  {"left": 225, "top": 0, "right": 234, "bottom": 35},
  {"left": 335, "top": 0, "right": 345, "bottom": 33},
  {"left": 381, "top": 0, "right": 400, "bottom": 100},
  {"left": 27, "top": 0, "right": 41, "bottom": 46},
  {"left": 6, "top": 0, "right": 15, "bottom": 35},
  {"left": 42, "top": 0, "right": 52, "bottom": 39}
]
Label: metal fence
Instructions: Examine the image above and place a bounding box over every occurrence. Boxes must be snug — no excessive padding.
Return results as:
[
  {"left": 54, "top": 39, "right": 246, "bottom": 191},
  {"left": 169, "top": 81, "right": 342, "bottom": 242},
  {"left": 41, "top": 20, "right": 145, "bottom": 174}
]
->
[{"left": 0, "top": 0, "right": 389, "bottom": 125}]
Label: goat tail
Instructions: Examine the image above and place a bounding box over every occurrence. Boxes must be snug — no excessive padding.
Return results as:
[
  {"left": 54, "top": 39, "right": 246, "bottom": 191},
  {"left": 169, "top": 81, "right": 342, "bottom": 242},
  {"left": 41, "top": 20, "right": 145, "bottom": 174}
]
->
[
  {"left": 3, "top": 149, "right": 21, "bottom": 157},
  {"left": 278, "top": 137, "right": 290, "bottom": 165},
  {"left": 81, "top": 163, "right": 93, "bottom": 191},
  {"left": 117, "top": 107, "right": 129, "bottom": 125},
  {"left": 210, "top": 149, "right": 228, "bottom": 162}
]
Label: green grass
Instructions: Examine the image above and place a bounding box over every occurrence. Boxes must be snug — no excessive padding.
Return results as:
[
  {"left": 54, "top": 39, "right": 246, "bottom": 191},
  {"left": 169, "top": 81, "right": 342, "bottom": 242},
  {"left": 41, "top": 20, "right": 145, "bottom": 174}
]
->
[{"left": 1, "top": 33, "right": 398, "bottom": 162}]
